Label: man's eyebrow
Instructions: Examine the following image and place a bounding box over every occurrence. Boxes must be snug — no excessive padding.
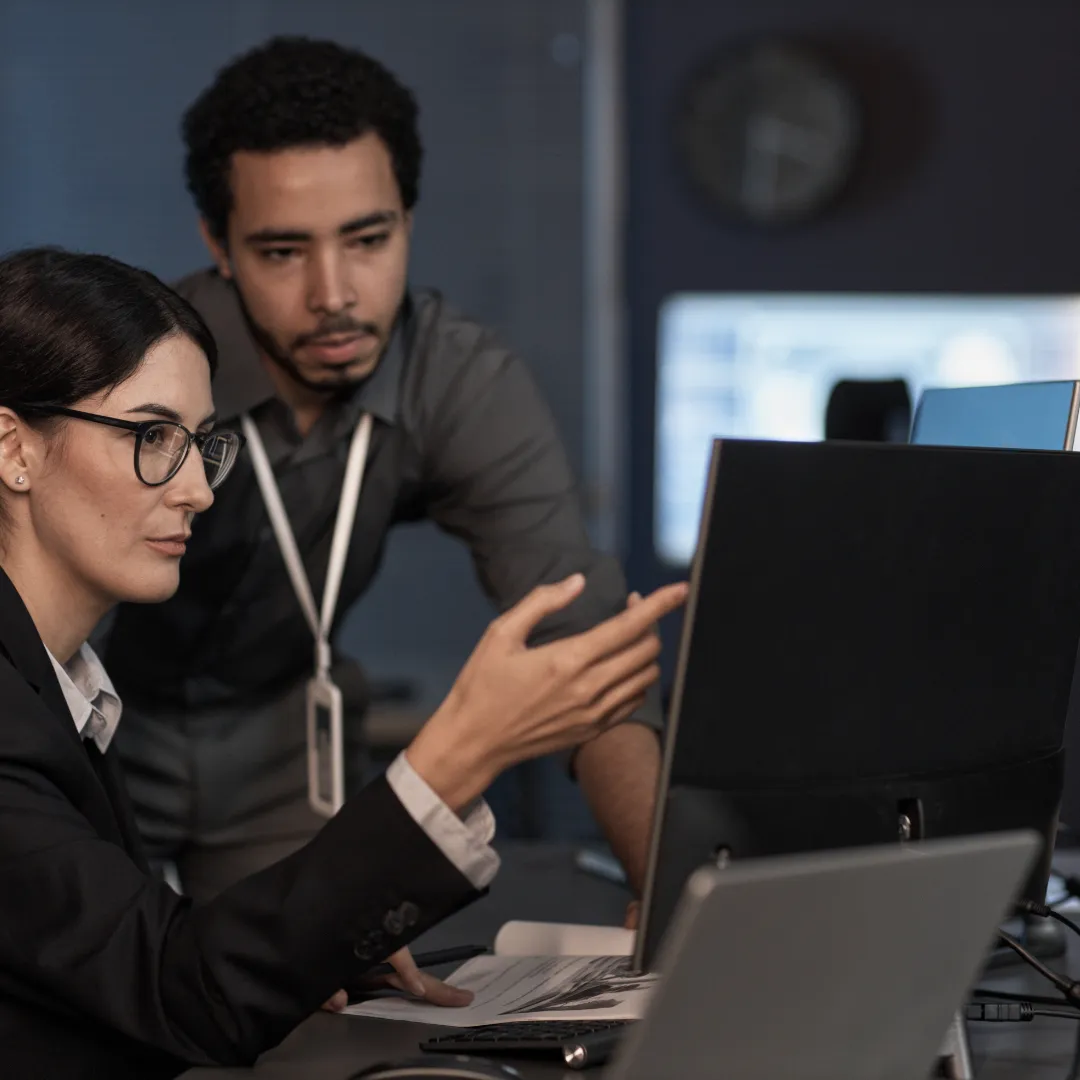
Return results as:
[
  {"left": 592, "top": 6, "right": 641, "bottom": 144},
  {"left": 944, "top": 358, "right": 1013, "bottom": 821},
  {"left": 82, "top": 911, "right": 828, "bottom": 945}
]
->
[
  {"left": 243, "top": 227, "right": 312, "bottom": 245},
  {"left": 244, "top": 211, "right": 399, "bottom": 246},
  {"left": 339, "top": 211, "right": 399, "bottom": 234}
]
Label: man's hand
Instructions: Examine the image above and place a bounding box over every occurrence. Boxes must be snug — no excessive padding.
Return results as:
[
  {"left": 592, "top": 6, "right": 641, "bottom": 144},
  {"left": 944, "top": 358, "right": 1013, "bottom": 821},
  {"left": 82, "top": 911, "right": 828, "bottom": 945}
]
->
[{"left": 320, "top": 947, "right": 474, "bottom": 1012}]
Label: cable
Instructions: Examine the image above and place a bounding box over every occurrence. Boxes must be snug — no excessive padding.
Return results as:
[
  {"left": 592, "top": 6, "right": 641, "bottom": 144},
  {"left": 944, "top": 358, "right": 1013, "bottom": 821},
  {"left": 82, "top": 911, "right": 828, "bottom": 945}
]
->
[
  {"left": 1052, "top": 910, "right": 1080, "bottom": 939},
  {"left": 997, "top": 930, "right": 1080, "bottom": 1005},
  {"left": 966, "top": 1001, "right": 1080, "bottom": 1023},
  {"left": 973, "top": 988, "right": 1079, "bottom": 1009},
  {"left": 1013, "top": 891, "right": 1080, "bottom": 1080},
  {"left": 1016, "top": 899, "right": 1080, "bottom": 941}
]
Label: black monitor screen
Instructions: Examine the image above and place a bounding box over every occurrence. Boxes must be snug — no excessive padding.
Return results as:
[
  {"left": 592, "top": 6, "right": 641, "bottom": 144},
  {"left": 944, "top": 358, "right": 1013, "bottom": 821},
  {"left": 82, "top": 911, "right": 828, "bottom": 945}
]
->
[{"left": 637, "top": 439, "right": 1080, "bottom": 969}]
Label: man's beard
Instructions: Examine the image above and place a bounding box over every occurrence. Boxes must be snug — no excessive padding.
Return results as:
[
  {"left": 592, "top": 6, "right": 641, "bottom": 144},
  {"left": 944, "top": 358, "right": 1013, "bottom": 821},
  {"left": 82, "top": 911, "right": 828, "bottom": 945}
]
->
[{"left": 229, "top": 280, "right": 381, "bottom": 395}]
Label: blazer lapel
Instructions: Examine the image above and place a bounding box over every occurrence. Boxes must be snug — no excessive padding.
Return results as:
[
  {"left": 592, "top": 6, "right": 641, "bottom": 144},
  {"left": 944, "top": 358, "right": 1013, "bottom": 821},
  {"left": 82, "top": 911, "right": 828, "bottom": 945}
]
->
[
  {"left": 83, "top": 742, "right": 151, "bottom": 872},
  {"left": 0, "top": 569, "right": 84, "bottom": 746},
  {"left": 0, "top": 566, "right": 140, "bottom": 856}
]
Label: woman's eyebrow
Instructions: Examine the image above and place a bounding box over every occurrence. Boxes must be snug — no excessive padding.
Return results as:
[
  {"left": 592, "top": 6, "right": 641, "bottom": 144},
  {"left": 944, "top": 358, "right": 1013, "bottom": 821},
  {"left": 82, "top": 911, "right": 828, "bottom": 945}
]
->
[
  {"left": 125, "top": 403, "right": 183, "bottom": 423},
  {"left": 124, "top": 403, "right": 219, "bottom": 429}
]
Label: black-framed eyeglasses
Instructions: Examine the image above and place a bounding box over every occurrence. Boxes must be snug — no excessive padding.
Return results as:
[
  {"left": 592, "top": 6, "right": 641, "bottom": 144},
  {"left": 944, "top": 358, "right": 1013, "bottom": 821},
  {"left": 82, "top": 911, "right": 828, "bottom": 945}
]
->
[{"left": 20, "top": 405, "right": 244, "bottom": 490}]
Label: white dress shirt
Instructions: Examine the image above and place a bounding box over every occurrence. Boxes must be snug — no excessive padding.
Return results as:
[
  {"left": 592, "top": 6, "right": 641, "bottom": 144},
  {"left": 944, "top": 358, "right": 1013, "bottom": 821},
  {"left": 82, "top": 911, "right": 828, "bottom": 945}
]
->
[
  {"left": 46, "top": 643, "right": 123, "bottom": 754},
  {"left": 46, "top": 642, "right": 501, "bottom": 890}
]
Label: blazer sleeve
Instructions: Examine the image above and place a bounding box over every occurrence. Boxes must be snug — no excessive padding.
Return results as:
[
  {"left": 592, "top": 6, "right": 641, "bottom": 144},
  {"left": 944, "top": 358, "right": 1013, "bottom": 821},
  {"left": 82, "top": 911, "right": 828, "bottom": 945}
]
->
[{"left": 0, "top": 757, "right": 480, "bottom": 1067}]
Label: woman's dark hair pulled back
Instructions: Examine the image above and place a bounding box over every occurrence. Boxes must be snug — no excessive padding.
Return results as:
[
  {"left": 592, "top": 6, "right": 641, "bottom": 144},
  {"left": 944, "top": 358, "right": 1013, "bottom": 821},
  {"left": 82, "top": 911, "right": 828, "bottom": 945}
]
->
[
  {"left": 0, "top": 247, "right": 216, "bottom": 415},
  {"left": 0, "top": 247, "right": 217, "bottom": 534}
]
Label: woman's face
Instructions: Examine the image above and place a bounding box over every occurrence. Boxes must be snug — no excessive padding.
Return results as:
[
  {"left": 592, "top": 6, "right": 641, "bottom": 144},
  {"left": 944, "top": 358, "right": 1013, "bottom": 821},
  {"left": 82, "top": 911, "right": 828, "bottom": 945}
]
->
[{"left": 21, "top": 334, "right": 216, "bottom": 606}]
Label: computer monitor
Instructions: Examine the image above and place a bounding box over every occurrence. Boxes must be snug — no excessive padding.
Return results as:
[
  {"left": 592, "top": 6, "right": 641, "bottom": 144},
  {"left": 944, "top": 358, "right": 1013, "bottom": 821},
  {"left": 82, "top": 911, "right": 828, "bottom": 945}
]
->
[
  {"left": 909, "top": 381, "right": 1080, "bottom": 844},
  {"left": 911, "top": 381, "right": 1080, "bottom": 451},
  {"left": 654, "top": 293, "right": 1080, "bottom": 568},
  {"left": 634, "top": 438, "right": 1080, "bottom": 972}
]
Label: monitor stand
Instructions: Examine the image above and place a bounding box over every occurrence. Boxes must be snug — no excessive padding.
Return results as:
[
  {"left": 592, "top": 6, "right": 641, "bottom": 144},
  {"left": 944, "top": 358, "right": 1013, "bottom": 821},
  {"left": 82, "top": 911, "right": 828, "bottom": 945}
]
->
[
  {"left": 933, "top": 912, "right": 1065, "bottom": 1077},
  {"left": 936, "top": 1013, "right": 973, "bottom": 1079}
]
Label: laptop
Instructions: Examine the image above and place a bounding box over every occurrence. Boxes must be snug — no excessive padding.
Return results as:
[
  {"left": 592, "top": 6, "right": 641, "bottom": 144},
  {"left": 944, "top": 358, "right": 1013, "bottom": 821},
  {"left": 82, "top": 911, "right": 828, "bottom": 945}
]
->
[
  {"left": 910, "top": 380, "right": 1080, "bottom": 450},
  {"left": 610, "top": 832, "right": 1038, "bottom": 1080}
]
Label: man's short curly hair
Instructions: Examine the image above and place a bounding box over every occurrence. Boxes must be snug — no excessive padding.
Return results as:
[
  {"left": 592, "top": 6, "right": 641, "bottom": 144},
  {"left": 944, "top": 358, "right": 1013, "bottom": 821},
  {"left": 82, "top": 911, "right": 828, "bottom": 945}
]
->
[{"left": 182, "top": 36, "right": 422, "bottom": 242}]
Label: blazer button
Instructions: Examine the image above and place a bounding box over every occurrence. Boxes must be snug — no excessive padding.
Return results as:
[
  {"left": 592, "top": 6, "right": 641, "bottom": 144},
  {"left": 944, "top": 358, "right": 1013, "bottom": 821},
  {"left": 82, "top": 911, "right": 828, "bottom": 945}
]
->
[
  {"left": 400, "top": 901, "right": 419, "bottom": 927},
  {"left": 383, "top": 909, "right": 405, "bottom": 936},
  {"left": 353, "top": 927, "right": 386, "bottom": 961}
]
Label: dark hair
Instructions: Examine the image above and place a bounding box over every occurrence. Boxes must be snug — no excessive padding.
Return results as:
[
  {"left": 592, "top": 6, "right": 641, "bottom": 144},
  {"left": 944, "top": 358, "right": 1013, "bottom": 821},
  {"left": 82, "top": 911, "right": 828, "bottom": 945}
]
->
[
  {"left": 0, "top": 248, "right": 216, "bottom": 416},
  {"left": 0, "top": 247, "right": 217, "bottom": 532},
  {"left": 182, "top": 35, "right": 422, "bottom": 241}
]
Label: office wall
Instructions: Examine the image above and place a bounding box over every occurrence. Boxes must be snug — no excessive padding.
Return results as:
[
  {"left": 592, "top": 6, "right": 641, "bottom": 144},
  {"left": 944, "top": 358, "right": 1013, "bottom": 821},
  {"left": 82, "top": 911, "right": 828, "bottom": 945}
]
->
[
  {"left": 0, "top": 0, "right": 586, "bottom": 681},
  {"left": 0, "top": 0, "right": 597, "bottom": 837},
  {"left": 623, "top": 0, "right": 1080, "bottom": 595}
]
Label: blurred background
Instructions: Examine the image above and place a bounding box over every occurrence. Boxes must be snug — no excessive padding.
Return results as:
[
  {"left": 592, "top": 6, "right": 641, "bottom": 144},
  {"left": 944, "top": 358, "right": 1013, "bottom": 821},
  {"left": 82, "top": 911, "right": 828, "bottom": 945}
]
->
[{"left": 3, "top": 0, "right": 1080, "bottom": 840}]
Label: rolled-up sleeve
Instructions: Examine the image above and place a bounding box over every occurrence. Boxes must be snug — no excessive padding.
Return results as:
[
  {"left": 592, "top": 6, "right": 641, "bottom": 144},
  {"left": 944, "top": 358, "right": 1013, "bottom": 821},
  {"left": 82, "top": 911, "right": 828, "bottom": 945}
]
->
[{"left": 418, "top": 330, "right": 664, "bottom": 751}]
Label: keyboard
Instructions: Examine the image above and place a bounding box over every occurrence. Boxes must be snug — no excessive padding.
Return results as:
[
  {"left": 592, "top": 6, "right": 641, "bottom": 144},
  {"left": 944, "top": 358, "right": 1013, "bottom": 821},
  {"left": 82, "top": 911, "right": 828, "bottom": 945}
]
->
[{"left": 420, "top": 1019, "right": 633, "bottom": 1069}]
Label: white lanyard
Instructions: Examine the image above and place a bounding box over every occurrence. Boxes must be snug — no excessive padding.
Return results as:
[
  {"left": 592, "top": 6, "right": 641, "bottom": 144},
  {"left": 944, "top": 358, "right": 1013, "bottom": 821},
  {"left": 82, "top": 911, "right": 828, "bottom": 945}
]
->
[
  {"left": 240, "top": 411, "right": 373, "bottom": 818},
  {"left": 240, "top": 411, "right": 373, "bottom": 678}
]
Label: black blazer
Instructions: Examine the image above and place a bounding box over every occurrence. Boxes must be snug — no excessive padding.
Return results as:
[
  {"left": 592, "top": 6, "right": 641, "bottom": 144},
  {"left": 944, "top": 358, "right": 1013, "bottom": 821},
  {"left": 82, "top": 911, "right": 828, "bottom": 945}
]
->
[{"left": 0, "top": 567, "right": 480, "bottom": 1079}]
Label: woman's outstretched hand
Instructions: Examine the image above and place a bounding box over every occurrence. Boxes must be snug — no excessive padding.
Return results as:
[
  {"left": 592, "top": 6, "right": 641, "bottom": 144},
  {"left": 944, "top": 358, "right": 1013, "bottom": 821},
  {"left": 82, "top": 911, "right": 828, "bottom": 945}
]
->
[{"left": 406, "top": 576, "right": 688, "bottom": 812}]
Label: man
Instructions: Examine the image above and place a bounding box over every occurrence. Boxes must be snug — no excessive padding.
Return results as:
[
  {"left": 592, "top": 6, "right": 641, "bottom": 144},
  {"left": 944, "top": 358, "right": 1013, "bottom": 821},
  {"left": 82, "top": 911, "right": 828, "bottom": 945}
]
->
[{"left": 105, "top": 36, "right": 662, "bottom": 908}]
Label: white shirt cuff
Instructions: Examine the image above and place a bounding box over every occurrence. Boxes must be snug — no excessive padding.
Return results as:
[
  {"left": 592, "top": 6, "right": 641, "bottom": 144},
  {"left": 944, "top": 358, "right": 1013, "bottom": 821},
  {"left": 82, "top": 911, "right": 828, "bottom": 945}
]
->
[{"left": 386, "top": 752, "right": 500, "bottom": 890}]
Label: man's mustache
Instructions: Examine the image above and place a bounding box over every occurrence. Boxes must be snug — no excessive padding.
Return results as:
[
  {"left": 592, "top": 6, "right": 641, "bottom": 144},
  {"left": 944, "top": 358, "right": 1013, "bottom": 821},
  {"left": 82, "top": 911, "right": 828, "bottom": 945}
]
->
[{"left": 294, "top": 317, "right": 379, "bottom": 347}]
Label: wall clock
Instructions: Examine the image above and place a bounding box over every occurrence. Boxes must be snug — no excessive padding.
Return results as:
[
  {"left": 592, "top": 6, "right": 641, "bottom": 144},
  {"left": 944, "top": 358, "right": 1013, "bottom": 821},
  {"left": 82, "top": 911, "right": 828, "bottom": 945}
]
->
[{"left": 676, "top": 42, "right": 861, "bottom": 224}]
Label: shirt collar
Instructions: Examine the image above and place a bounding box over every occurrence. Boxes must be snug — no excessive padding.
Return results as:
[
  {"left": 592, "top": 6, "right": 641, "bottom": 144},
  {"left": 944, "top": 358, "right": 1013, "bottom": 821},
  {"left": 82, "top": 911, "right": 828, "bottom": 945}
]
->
[
  {"left": 186, "top": 268, "right": 406, "bottom": 427},
  {"left": 45, "top": 643, "right": 122, "bottom": 754}
]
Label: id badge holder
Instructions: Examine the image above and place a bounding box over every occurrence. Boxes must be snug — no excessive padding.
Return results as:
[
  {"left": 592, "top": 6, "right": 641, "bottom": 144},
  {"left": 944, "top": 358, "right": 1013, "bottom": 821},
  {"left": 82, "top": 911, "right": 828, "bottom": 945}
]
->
[{"left": 307, "top": 673, "right": 345, "bottom": 817}]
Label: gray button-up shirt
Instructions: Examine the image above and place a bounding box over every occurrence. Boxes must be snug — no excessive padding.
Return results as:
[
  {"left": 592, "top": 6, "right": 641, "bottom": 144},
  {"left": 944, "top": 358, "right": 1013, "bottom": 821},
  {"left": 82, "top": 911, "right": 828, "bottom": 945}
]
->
[{"left": 103, "top": 269, "right": 631, "bottom": 714}]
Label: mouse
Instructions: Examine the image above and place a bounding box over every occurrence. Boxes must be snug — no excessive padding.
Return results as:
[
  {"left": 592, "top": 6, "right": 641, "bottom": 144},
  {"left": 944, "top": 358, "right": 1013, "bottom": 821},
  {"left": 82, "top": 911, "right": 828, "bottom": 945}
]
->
[{"left": 349, "top": 1055, "right": 525, "bottom": 1080}]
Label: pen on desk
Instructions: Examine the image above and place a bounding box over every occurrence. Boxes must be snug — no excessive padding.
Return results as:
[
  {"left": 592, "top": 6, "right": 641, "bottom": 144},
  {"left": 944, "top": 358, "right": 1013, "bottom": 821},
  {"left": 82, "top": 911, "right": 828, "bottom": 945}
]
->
[
  {"left": 345, "top": 944, "right": 490, "bottom": 1005},
  {"left": 365, "top": 943, "right": 489, "bottom": 977}
]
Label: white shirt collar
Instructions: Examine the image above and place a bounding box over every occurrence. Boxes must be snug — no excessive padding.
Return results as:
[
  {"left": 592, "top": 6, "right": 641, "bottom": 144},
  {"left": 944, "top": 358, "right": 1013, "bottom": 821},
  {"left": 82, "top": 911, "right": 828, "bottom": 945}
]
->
[{"left": 45, "top": 643, "right": 122, "bottom": 754}]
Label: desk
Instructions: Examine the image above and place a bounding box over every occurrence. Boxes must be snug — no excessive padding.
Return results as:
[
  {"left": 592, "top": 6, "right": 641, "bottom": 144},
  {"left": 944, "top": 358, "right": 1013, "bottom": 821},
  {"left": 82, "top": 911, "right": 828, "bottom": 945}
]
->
[
  {"left": 183, "top": 842, "right": 1080, "bottom": 1079},
  {"left": 183, "top": 843, "right": 627, "bottom": 1080}
]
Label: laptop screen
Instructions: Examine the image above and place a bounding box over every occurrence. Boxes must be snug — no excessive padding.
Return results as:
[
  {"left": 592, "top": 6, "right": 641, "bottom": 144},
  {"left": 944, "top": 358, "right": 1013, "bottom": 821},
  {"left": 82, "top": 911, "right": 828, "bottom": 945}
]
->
[{"left": 910, "top": 381, "right": 1078, "bottom": 451}]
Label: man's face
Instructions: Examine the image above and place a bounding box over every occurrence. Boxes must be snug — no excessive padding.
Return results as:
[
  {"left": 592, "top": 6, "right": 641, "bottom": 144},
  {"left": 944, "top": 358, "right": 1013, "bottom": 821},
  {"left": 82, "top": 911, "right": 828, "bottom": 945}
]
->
[{"left": 204, "top": 132, "right": 411, "bottom": 393}]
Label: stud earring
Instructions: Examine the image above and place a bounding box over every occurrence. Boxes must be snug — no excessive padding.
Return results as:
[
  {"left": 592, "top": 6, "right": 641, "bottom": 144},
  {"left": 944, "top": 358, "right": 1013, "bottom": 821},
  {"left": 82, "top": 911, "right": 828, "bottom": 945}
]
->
[{"left": 14, "top": 476, "right": 25, "bottom": 485}]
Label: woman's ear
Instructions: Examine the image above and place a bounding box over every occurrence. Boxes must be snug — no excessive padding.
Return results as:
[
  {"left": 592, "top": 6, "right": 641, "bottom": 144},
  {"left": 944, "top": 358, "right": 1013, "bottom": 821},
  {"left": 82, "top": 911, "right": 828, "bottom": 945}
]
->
[{"left": 0, "top": 408, "right": 36, "bottom": 493}]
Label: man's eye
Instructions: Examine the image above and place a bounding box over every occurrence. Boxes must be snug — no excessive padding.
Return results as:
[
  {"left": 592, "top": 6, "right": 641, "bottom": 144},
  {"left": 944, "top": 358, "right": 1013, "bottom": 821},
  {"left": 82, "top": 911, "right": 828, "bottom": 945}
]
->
[
  {"left": 350, "top": 233, "right": 390, "bottom": 250},
  {"left": 261, "top": 247, "right": 298, "bottom": 262}
]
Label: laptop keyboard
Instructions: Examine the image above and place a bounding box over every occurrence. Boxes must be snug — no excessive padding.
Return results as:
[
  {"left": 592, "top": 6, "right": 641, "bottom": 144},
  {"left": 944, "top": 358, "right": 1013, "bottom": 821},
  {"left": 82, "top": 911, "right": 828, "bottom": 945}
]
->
[{"left": 420, "top": 1018, "right": 633, "bottom": 1064}]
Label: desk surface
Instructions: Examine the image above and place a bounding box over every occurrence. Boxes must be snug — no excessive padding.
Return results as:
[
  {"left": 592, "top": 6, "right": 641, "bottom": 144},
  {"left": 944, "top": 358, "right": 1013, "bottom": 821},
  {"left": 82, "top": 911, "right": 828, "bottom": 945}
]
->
[{"left": 182, "top": 842, "right": 1080, "bottom": 1080}]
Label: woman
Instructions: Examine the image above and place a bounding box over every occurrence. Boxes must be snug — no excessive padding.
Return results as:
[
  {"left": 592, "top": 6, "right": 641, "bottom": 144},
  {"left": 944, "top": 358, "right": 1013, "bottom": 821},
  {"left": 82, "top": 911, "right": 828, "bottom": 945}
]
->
[{"left": 0, "top": 248, "right": 686, "bottom": 1079}]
